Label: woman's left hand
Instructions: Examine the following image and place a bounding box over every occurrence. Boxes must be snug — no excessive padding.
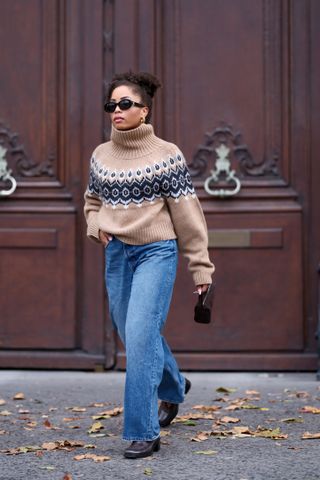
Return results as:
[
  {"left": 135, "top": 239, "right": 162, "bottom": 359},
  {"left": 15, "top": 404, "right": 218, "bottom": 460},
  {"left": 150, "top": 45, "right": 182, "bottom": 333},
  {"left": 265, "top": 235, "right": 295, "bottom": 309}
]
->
[{"left": 195, "top": 284, "right": 210, "bottom": 294}]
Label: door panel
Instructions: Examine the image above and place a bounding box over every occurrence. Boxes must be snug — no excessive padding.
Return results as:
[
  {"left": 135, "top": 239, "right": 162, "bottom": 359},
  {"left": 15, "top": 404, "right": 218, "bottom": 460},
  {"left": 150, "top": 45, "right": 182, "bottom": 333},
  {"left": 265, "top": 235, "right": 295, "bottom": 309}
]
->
[
  {"left": 0, "top": 214, "right": 76, "bottom": 349},
  {"left": 165, "top": 211, "right": 303, "bottom": 352}
]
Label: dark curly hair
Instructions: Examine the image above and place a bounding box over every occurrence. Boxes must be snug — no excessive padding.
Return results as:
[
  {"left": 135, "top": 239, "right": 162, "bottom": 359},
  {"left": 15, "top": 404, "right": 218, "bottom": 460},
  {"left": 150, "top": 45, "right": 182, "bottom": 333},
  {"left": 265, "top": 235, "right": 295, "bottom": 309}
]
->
[{"left": 106, "top": 71, "right": 161, "bottom": 124}]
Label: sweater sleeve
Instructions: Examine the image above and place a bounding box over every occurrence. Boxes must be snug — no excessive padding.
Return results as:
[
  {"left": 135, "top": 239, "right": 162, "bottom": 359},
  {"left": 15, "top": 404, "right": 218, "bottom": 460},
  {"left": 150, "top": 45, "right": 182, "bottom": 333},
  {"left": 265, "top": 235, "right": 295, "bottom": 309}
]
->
[
  {"left": 164, "top": 149, "right": 215, "bottom": 286},
  {"left": 83, "top": 159, "right": 102, "bottom": 243}
]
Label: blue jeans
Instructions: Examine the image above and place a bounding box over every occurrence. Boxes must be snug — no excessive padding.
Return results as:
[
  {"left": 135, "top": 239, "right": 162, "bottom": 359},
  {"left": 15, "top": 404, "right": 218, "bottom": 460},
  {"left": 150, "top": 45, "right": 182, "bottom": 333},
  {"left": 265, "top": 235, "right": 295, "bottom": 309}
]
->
[{"left": 105, "top": 237, "right": 186, "bottom": 441}]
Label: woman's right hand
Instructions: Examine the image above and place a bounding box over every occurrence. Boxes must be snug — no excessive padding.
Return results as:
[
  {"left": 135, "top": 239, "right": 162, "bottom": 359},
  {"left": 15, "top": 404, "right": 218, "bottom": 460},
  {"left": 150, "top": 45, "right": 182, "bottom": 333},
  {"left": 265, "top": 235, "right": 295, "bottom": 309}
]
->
[{"left": 99, "top": 230, "right": 113, "bottom": 246}]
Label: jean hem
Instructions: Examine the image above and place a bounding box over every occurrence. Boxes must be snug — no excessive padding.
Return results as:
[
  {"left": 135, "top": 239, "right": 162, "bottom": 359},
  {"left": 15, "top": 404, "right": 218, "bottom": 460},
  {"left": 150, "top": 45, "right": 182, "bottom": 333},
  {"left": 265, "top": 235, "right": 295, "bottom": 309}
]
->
[{"left": 123, "top": 435, "right": 160, "bottom": 442}]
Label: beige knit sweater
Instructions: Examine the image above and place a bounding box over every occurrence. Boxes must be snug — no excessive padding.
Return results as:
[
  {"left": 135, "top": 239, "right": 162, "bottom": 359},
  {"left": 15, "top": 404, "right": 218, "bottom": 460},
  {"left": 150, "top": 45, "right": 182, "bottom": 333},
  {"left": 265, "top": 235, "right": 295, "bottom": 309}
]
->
[{"left": 84, "top": 123, "right": 214, "bottom": 285}]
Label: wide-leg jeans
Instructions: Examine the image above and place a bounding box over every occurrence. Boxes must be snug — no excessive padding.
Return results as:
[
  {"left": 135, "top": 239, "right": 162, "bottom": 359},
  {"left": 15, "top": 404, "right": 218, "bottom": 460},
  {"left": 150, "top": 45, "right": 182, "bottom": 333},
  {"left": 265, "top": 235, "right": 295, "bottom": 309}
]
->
[{"left": 105, "top": 237, "right": 186, "bottom": 441}]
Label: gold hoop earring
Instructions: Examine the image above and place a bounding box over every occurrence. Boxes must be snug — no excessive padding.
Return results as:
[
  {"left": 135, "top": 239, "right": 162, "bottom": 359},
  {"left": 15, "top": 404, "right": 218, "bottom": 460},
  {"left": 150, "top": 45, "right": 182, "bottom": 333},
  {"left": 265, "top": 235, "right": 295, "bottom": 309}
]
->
[{"left": 140, "top": 117, "right": 145, "bottom": 124}]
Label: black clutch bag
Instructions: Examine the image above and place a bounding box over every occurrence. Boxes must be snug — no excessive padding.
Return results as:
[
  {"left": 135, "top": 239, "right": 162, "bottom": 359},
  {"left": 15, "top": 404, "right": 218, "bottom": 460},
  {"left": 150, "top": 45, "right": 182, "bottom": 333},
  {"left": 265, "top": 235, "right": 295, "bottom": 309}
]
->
[{"left": 194, "top": 283, "right": 214, "bottom": 324}]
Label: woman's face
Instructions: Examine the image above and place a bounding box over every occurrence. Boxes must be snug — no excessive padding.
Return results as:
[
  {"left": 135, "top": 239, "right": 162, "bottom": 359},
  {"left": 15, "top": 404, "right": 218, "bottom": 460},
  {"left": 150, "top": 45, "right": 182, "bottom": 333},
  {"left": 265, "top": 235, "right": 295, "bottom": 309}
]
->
[{"left": 109, "top": 85, "right": 149, "bottom": 130}]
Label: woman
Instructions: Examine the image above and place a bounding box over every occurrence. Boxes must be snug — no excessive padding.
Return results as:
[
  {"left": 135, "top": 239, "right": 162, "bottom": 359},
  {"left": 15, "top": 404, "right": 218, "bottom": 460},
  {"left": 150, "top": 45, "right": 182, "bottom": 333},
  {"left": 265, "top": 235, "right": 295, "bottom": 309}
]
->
[{"left": 84, "top": 72, "right": 214, "bottom": 459}]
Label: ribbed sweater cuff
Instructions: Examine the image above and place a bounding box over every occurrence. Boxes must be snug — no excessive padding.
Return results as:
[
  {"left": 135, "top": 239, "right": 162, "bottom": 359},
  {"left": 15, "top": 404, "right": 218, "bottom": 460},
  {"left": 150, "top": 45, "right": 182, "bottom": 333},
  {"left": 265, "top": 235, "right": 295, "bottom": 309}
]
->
[
  {"left": 87, "top": 215, "right": 101, "bottom": 243},
  {"left": 193, "top": 272, "right": 213, "bottom": 286}
]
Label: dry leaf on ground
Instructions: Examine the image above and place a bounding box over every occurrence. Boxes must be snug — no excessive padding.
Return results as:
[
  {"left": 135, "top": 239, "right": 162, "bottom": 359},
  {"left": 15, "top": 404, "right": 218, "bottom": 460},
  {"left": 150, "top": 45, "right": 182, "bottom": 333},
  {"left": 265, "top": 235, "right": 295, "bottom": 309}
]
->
[
  {"left": 2, "top": 445, "right": 42, "bottom": 455},
  {"left": 299, "top": 406, "right": 320, "bottom": 414},
  {"left": 301, "top": 432, "right": 320, "bottom": 439},
  {"left": 42, "top": 440, "right": 84, "bottom": 451},
  {"left": 281, "top": 417, "right": 304, "bottom": 423},
  {"left": 219, "top": 416, "right": 241, "bottom": 424},
  {"left": 88, "top": 421, "right": 104, "bottom": 434},
  {"left": 192, "top": 405, "right": 221, "bottom": 412},
  {"left": 254, "top": 427, "right": 288, "bottom": 440},
  {"left": 13, "top": 393, "right": 25, "bottom": 400},
  {"left": 194, "top": 450, "right": 217, "bottom": 455},
  {"left": 43, "top": 419, "right": 61, "bottom": 430},
  {"left": 0, "top": 410, "right": 12, "bottom": 416},
  {"left": 0, "top": 399, "right": 6, "bottom": 406},
  {"left": 74, "top": 453, "right": 111, "bottom": 462},
  {"left": 144, "top": 468, "right": 153, "bottom": 476},
  {"left": 216, "top": 387, "right": 237, "bottom": 394},
  {"left": 175, "top": 413, "right": 216, "bottom": 422},
  {"left": 191, "top": 431, "right": 211, "bottom": 442},
  {"left": 66, "top": 406, "right": 87, "bottom": 412}
]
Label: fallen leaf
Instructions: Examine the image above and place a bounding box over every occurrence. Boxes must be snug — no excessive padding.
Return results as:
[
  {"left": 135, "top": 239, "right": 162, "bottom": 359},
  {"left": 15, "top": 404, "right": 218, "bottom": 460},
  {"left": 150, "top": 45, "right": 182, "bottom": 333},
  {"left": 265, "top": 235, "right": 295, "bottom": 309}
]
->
[
  {"left": 74, "top": 453, "right": 111, "bottom": 462},
  {"left": 0, "top": 410, "right": 12, "bottom": 416},
  {"left": 2, "top": 445, "right": 42, "bottom": 455},
  {"left": 254, "top": 427, "right": 288, "bottom": 440},
  {"left": 88, "top": 433, "right": 108, "bottom": 438},
  {"left": 160, "top": 430, "right": 171, "bottom": 437},
  {"left": 84, "top": 444, "right": 96, "bottom": 449},
  {"left": 216, "top": 387, "right": 237, "bottom": 394},
  {"left": 66, "top": 406, "right": 87, "bottom": 412},
  {"left": 301, "top": 432, "right": 320, "bottom": 440},
  {"left": 241, "top": 404, "right": 269, "bottom": 411},
  {"left": 219, "top": 416, "right": 240, "bottom": 424},
  {"left": 18, "top": 409, "right": 30, "bottom": 414},
  {"left": 175, "top": 413, "right": 216, "bottom": 421},
  {"left": 144, "top": 468, "right": 153, "bottom": 476},
  {"left": 182, "top": 420, "right": 197, "bottom": 426},
  {"left": 0, "top": 399, "right": 6, "bottom": 405},
  {"left": 295, "top": 391, "right": 310, "bottom": 399},
  {"left": 42, "top": 440, "right": 84, "bottom": 451},
  {"left": 299, "top": 406, "right": 320, "bottom": 414},
  {"left": 88, "top": 421, "right": 104, "bottom": 434},
  {"left": 192, "top": 405, "right": 221, "bottom": 412},
  {"left": 63, "top": 474, "right": 73, "bottom": 480},
  {"left": 13, "top": 393, "right": 25, "bottom": 400},
  {"left": 42, "top": 442, "right": 58, "bottom": 451},
  {"left": 230, "top": 426, "right": 253, "bottom": 437},
  {"left": 245, "top": 390, "right": 260, "bottom": 395},
  {"left": 26, "top": 421, "right": 37, "bottom": 428},
  {"left": 191, "top": 431, "right": 211, "bottom": 442},
  {"left": 63, "top": 417, "right": 82, "bottom": 422},
  {"left": 89, "top": 402, "right": 105, "bottom": 408},
  {"left": 91, "top": 414, "right": 112, "bottom": 420},
  {"left": 39, "top": 466, "right": 55, "bottom": 471},
  {"left": 0, "top": 430, "right": 7, "bottom": 435},
  {"left": 194, "top": 450, "right": 217, "bottom": 455},
  {"left": 96, "top": 407, "right": 123, "bottom": 417},
  {"left": 43, "top": 419, "right": 60, "bottom": 430},
  {"left": 281, "top": 417, "right": 304, "bottom": 423}
]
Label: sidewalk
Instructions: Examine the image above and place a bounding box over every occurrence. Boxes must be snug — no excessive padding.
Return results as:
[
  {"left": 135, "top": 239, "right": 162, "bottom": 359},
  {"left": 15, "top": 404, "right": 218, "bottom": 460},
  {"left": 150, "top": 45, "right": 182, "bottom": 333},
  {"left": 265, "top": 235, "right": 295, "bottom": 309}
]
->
[{"left": 0, "top": 371, "right": 319, "bottom": 480}]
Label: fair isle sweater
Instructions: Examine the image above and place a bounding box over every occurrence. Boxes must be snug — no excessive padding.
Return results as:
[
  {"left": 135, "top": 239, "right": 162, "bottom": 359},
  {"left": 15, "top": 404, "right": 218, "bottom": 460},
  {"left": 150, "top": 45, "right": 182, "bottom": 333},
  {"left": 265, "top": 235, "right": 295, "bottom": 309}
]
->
[{"left": 84, "top": 123, "right": 214, "bottom": 286}]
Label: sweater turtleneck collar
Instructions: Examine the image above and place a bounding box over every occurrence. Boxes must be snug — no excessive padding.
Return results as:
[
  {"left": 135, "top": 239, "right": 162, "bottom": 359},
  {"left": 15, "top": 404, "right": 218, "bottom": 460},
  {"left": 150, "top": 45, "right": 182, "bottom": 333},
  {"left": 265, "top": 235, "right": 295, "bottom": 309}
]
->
[{"left": 110, "top": 123, "right": 163, "bottom": 159}]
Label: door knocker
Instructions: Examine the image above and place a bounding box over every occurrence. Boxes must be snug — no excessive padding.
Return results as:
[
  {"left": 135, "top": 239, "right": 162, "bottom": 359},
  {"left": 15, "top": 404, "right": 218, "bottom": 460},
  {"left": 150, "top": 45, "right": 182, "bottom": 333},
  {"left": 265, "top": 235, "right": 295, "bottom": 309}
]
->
[{"left": 0, "top": 146, "right": 17, "bottom": 196}]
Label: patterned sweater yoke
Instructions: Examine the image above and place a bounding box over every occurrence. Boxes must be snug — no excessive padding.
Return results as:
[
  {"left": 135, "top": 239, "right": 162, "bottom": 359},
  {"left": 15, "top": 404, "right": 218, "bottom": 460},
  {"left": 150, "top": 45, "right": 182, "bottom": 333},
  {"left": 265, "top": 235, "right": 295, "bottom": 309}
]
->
[{"left": 84, "top": 123, "right": 214, "bottom": 286}]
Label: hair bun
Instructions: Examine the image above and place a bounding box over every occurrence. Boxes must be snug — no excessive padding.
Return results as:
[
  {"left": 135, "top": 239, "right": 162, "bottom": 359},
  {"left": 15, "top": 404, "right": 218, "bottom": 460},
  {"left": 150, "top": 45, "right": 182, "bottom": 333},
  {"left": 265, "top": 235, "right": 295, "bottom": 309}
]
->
[
  {"left": 112, "top": 71, "right": 161, "bottom": 98},
  {"left": 134, "top": 72, "right": 161, "bottom": 98}
]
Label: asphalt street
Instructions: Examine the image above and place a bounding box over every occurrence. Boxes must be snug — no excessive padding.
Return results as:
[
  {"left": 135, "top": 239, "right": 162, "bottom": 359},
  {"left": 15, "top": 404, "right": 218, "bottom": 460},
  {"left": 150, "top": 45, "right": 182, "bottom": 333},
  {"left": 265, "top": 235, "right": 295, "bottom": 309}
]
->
[{"left": 0, "top": 370, "right": 319, "bottom": 480}]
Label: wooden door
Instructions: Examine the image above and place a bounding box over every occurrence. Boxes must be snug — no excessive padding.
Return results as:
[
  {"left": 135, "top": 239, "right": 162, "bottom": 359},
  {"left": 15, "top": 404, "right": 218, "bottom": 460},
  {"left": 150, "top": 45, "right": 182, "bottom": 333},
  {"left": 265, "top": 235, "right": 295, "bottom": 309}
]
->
[
  {"left": 111, "top": 0, "right": 318, "bottom": 371},
  {"left": 0, "top": 0, "right": 110, "bottom": 369},
  {"left": 1, "top": 0, "right": 318, "bottom": 371}
]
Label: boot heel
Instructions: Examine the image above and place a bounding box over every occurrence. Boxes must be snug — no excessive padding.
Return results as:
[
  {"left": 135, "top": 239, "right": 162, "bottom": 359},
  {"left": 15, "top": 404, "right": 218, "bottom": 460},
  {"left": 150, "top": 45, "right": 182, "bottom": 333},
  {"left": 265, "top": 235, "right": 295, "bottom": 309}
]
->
[{"left": 154, "top": 438, "right": 161, "bottom": 452}]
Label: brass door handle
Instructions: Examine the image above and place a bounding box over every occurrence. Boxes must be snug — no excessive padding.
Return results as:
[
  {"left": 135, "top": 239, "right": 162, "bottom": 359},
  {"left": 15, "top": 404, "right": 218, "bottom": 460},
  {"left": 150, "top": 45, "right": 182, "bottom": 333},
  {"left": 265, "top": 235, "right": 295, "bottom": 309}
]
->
[{"left": 0, "top": 146, "right": 17, "bottom": 197}]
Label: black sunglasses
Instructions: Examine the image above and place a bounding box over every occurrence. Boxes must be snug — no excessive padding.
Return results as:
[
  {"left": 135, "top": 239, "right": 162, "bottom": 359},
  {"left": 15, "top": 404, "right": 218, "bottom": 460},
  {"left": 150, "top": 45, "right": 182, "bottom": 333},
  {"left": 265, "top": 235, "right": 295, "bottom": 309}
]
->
[{"left": 104, "top": 98, "right": 145, "bottom": 113}]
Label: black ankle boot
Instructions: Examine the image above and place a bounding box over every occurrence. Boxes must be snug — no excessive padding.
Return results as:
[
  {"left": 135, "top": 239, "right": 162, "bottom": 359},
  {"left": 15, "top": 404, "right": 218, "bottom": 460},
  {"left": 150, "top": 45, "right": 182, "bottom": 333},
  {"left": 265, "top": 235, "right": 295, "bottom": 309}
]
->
[
  {"left": 158, "top": 378, "right": 191, "bottom": 428},
  {"left": 124, "top": 437, "right": 160, "bottom": 459}
]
